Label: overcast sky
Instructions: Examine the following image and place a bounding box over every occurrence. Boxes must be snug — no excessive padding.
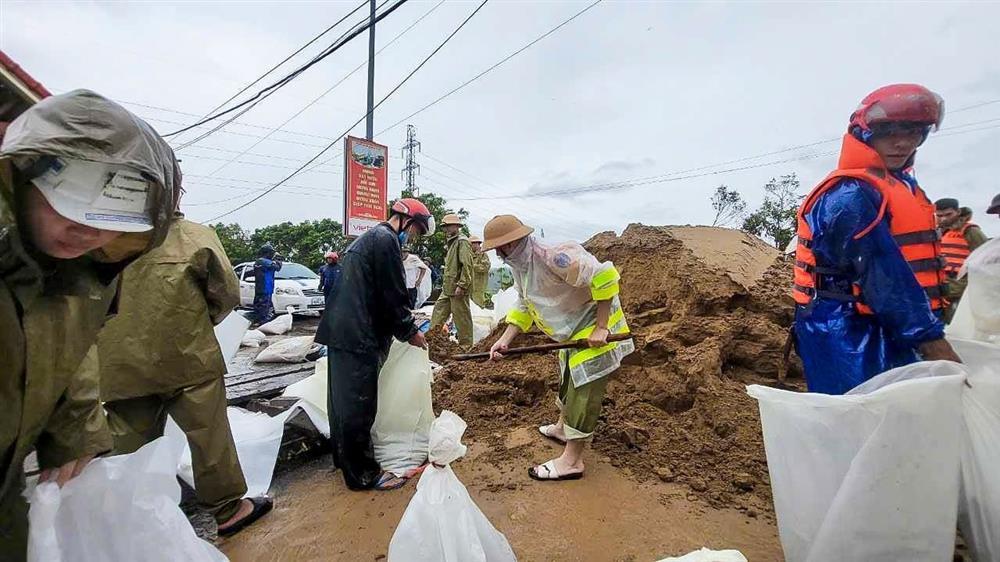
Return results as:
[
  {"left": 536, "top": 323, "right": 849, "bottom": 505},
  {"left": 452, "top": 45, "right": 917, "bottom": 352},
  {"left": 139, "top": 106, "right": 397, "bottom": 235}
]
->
[{"left": 2, "top": 0, "right": 998, "bottom": 245}]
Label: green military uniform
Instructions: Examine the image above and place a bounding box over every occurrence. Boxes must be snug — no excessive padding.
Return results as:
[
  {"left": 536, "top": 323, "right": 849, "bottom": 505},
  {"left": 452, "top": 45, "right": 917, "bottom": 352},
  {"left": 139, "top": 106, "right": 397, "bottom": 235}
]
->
[
  {"left": 99, "top": 213, "right": 246, "bottom": 523},
  {"left": 470, "top": 251, "right": 491, "bottom": 308},
  {"left": 430, "top": 234, "right": 474, "bottom": 347},
  {"left": 0, "top": 91, "right": 178, "bottom": 561},
  {"left": 943, "top": 222, "right": 989, "bottom": 323}
]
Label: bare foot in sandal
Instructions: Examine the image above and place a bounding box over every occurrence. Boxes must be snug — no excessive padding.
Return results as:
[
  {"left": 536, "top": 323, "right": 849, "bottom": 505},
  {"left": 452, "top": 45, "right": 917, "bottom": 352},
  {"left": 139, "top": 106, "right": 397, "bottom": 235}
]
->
[
  {"left": 538, "top": 423, "right": 568, "bottom": 444},
  {"left": 375, "top": 471, "right": 409, "bottom": 491},
  {"left": 529, "top": 457, "right": 585, "bottom": 481}
]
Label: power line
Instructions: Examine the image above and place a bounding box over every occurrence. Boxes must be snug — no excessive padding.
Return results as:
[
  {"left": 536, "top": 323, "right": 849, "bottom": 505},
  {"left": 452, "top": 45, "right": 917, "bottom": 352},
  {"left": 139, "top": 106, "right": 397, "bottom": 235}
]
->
[
  {"left": 950, "top": 98, "right": 1000, "bottom": 114},
  {"left": 174, "top": 0, "right": 399, "bottom": 151},
  {"left": 171, "top": 0, "right": 370, "bottom": 146},
  {"left": 165, "top": 0, "right": 408, "bottom": 139},
  {"left": 204, "top": 0, "right": 491, "bottom": 223},
  {"left": 374, "top": 0, "right": 603, "bottom": 138},
  {"left": 179, "top": 152, "right": 341, "bottom": 174},
  {"left": 449, "top": 118, "right": 1000, "bottom": 202},
  {"left": 201, "top": 0, "right": 444, "bottom": 178},
  {"left": 303, "top": 0, "right": 603, "bottom": 173}
]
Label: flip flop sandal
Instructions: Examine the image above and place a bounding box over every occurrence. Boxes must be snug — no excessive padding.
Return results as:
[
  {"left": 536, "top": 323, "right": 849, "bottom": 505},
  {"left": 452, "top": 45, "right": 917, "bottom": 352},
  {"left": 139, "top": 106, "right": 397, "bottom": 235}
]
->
[
  {"left": 538, "top": 424, "right": 567, "bottom": 444},
  {"left": 528, "top": 460, "right": 583, "bottom": 482},
  {"left": 375, "top": 471, "right": 409, "bottom": 491},
  {"left": 403, "top": 463, "right": 428, "bottom": 479},
  {"left": 218, "top": 496, "right": 274, "bottom": 537}
]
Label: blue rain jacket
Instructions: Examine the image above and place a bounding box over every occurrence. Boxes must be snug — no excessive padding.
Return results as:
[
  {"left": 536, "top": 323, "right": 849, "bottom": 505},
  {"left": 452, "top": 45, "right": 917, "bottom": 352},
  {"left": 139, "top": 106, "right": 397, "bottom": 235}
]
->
[
  {"left": 319, "top": 263, "right": 342, "bottom": 296},
  {"left": 794, "top": 173, "right": 945, "bottom": 394},
  {"left": 253, "top": 257, "right": 282, "bottom": 295}
]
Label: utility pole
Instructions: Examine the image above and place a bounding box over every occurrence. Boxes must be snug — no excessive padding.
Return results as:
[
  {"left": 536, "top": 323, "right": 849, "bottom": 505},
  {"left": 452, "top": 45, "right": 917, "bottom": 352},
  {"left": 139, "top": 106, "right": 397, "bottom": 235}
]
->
[
  {"left": 401, "top": 124, "right": 421, "bottom": 195},
  {"left": 365, "top": 0, "right": 376, "bottom": 140}
]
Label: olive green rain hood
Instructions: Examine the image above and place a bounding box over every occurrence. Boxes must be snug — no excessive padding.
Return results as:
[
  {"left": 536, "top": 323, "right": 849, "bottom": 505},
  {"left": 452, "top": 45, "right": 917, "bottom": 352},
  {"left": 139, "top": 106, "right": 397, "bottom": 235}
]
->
[
  {"left": 0, "top": 88, "right": 181, "bottom": 256},
  {"left": 0, "top": 90, "right": 180, "bottom": 545}
]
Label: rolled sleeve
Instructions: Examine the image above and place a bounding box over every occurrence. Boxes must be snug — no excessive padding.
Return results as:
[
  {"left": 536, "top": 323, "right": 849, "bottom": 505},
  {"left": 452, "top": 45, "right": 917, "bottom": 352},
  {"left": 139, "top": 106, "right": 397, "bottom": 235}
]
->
[
  {"left": 590, "top": 265, "right": 621, "bottom": 301},
  {"left": 506, "top": 300, "right": 534, "bottom": 332}
]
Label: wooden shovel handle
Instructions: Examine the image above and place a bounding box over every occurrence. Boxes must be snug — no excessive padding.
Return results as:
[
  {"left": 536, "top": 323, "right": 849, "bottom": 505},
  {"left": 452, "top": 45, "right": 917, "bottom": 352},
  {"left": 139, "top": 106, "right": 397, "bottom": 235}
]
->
[{"left": 450, "top": 333, "right": 634, "bottom": 361}]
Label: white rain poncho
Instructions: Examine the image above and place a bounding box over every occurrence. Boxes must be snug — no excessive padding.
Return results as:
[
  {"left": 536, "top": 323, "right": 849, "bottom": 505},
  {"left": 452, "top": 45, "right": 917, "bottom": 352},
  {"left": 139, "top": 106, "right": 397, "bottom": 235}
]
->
[
  {"left": 502, "top": 236, "right": 634, "bottom": 388},
  {"left": 403, "top": 253, "right": 432, "bottom": 309}
]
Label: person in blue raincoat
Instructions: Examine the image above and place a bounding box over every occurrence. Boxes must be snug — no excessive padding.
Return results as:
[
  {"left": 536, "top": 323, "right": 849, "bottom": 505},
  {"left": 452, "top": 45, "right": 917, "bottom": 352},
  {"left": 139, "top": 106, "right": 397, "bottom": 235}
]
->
[
  {"left": 253, "top": 244, "right": 282, "bottom": 324},
  {"left": 792, "top": 84, "right": 961, "bottom": 394},
  {"left": 318, "top": 251, "right": 342, "bottom": 298}
]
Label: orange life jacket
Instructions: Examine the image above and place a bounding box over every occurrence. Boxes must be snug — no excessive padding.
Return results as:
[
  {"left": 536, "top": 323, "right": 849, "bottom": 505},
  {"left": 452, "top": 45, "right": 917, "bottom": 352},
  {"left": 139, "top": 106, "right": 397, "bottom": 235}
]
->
[
  {"left": 793, "top": 134, "right": 946, "bottom": 314},
  {"left": 941, "top": 222, "right": 976, "bottom": 278}
]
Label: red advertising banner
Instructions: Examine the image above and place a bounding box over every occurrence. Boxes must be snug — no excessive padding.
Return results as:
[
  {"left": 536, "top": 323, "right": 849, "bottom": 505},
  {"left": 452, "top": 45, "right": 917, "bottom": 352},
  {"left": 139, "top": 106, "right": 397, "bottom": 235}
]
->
[{"left": 343, "top": 136, "right": 388, "bottom": 237}]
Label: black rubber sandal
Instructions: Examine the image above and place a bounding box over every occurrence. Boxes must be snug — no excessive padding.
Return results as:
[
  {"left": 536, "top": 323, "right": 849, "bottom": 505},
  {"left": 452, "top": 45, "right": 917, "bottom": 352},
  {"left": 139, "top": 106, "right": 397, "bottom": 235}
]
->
[{"left": 218, "top": 496, "right": 274, "bottom": 537}]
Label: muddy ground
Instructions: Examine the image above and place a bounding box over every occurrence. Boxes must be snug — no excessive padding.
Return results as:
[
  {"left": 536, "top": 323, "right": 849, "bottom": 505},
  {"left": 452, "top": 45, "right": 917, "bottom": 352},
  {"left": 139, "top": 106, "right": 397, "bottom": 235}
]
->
[
  {"left": 221, "top": 440, "right": 782, "bottom": 562},
  {"left": 222, "top": 225, "right": 799, "bottom": 561}
]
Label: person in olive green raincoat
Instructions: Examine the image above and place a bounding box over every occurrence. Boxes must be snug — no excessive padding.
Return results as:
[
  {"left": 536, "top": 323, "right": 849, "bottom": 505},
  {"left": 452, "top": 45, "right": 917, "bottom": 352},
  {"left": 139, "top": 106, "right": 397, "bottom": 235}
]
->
[
  {"left": 98, "top": 209, "right": 273, "bottom": 536},
  {"left": 469, "top": 235, "right": 491, "bottom": 308},
  {"left": 430, "top": 213, "right": 475, "bottom": 347},
  {"left": 0, "top": 90, "right": 179, "bottom": 560}
]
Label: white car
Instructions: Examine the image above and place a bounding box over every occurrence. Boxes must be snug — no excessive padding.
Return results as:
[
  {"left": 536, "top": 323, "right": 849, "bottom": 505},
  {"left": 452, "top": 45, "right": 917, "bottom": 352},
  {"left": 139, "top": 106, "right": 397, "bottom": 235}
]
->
[{"left": 233, "top": 261, "right": 325, "bottom": 314}]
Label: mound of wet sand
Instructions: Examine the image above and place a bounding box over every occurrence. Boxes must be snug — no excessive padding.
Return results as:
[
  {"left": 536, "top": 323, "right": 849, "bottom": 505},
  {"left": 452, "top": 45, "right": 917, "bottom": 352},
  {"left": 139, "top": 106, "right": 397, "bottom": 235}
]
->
[{"left": 433, "top": 225, "right": 801, "bottom": 517}]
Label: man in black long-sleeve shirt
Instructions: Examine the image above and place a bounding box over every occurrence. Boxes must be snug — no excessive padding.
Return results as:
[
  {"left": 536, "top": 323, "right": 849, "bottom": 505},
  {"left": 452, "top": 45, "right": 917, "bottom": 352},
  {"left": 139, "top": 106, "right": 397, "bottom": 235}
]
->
[{"left": 315, "top": 198, "right": 435, "bottom": 490}]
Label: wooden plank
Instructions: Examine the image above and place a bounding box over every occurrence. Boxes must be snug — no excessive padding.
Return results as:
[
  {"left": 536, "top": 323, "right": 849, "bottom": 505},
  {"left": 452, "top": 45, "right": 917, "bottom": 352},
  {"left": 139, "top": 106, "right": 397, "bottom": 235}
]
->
[{"left": 226, "top": 368, "right": 314, "bottom": 405}]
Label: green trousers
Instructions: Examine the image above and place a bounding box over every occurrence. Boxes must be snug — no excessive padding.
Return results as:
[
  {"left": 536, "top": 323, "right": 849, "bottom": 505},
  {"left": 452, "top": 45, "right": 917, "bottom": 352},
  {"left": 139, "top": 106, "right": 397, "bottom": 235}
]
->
[
  {"left": 557, "top": 363, "right": 611, "bottom": 440},
  {"left": 104, "top": 377, "right": 247, "bottom": 523},
  {"left": 431, "top": 293, "right": 474, "bottom": 348}
]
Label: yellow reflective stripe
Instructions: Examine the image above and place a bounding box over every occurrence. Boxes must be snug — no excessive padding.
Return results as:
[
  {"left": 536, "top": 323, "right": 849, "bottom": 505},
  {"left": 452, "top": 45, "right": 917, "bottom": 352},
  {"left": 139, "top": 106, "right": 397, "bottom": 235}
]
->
[
  {"left": 591, "top": 281, "right": 619, "bottom": 301},
  {"left": 591, "top": 266, "right": 620, "bottom": 290},
  {"left": 567, "top": 309, "right": 629, "bottom": 369},
  {"left": 505, "top": 308, "right": 533, "bottom": 331},
  {"left": 570, "top": 308, "right": 625, "bottom": 340}
]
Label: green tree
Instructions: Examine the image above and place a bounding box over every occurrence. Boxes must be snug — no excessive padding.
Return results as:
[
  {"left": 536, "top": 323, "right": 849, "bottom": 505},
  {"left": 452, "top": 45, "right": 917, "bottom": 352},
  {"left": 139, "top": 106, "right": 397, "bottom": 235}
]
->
[
  {"left": 710, "top": 184, "right": 748, "bottom": 227},
  {"left": 210, "top": 223, "right": 254, "bottom": 265},
  {"left": 741, "top": 173, "right": 801, "bottom": 250},
  {"left": 250, "top": 218, "right": 348, "bottom": 271},
  {"left": 395, "top": 188, "right": 469, "bottom": 268}
]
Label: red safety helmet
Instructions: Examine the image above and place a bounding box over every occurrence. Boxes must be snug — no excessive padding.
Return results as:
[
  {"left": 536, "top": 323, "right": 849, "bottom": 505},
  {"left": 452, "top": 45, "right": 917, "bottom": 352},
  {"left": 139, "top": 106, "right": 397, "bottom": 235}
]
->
[
  {"left": 324, "top": 251, "right": 339, "bottom": 262},
  {"left": 850, "top": 84, "right": 944, "bottom": 132},
  {"left": 390, "top": 198, "right": 436, "bottom": 235}
]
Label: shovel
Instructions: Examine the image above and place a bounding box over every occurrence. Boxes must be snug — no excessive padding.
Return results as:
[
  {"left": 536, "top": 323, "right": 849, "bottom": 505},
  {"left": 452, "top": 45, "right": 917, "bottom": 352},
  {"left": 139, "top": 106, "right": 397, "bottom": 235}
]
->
[{"left": 450, "top": 333, "right": 634, "bottom": 361}]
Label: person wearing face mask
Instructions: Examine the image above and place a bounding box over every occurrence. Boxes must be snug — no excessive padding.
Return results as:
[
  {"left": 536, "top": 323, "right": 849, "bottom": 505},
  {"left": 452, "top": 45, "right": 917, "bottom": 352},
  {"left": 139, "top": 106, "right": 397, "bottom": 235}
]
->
[
  {"left": 934, "top": 198, "right": 989, "bottom": 323},
  {"left": 792, "top": 84, "right": 962, "bottom": 395},
  {"left": 314, "top": 198, "right": 434, "bottom": 490},
  {"left": 483, "top": 215, "right": 634, "bottom": 482},
  {"left": 0, "top": 90, "right": 180, "bottom": 558}
]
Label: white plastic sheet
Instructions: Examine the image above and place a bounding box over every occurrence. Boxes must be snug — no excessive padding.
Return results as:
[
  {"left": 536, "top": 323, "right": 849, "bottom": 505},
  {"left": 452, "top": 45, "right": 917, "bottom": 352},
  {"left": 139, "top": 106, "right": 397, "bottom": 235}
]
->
[
  {"left": 373, "top": 340, "right": 434, "bottom": 477},
  {"left": 490, "top": 287, "right": 518, "bottom": 326},
  {"left": 282, "top": 357, "right": 329, "bottom": 415},
  {"left": 656, "top": 548, "right": 747, "bottom": 562},
  {"left": 257, "top": 313, "right": 292, "bottom": 335},
  {"left": 170, "top": 401, "right": 329, "bottom": 499},
  {"left": 747, "top": 362, "right": 967, "bottom": 562},
  {"left": 951, "top": 338, "right": 1000, "bottom": 562},
  {"left": 27, "top": 436, "right": 226, "bottom": 562},
  {"left": 214, "top": 311, "right": 249, "bottom": 365},
  {"left": 388, "top": 411, "right": 516, "bottom": 562},
  {"left": 470, "top": 300, "right": 497, "bottom": 344},
  {"left": 253, "top": 335, "right": 313, "bottom": 363}
]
